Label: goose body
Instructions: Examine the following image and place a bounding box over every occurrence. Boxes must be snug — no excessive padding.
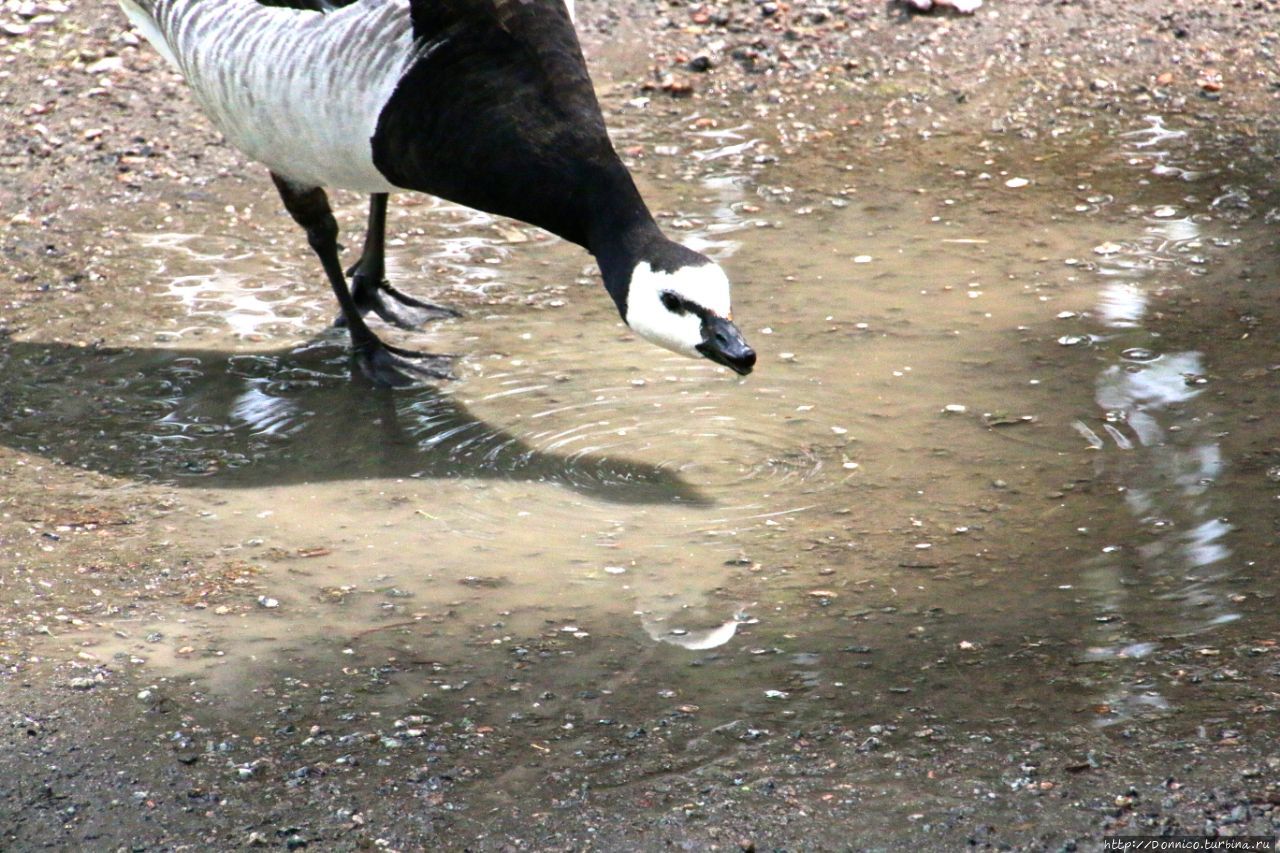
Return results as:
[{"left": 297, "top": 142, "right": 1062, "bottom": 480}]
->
[
  {"left": 118, "top": 0, "right": 756, "bottom": 386},
  {"left": 121, "top": 0, "right": 411, "bottom": 192}
]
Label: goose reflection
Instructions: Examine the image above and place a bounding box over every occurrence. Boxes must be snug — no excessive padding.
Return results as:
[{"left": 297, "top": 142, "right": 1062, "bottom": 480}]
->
[
  {"left": 1069, "top": 180, "right": 1240, "bottom": 725},
  {"left": 0, "top": 339, "right": 707, "bottom": 506}
]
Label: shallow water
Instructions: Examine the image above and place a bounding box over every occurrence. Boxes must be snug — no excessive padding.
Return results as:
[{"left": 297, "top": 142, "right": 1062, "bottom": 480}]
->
[{"left": 6, "top": 110, "right": 1277, "bottom": 800}]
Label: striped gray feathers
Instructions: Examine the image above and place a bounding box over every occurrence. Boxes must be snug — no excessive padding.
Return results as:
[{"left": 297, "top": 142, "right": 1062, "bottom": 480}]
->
[{"left": 118, "top": 0, "right": 414, "bottom": 191}]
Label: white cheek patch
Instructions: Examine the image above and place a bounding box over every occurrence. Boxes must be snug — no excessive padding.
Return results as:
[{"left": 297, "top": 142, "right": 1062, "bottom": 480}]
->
[{"left": 624, "top": 261, "right": 732, "bottom": 358}]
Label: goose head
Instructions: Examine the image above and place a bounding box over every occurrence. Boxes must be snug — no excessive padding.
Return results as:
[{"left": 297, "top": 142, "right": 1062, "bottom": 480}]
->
[
  {"left": 623, "top": 257, "right": 755, "bottom": 375},
  {"left": 596, "top": 233, "right": 755, "bottom": 375}
]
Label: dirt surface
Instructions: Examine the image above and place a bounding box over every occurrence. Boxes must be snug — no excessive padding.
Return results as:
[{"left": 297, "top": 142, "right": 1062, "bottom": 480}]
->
[{"left": 3, "top": 1, "right": 1280, "bottom": 851}]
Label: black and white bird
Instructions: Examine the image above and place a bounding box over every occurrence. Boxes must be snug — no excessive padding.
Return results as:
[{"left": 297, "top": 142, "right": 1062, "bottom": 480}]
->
[{"left": 117, "top": 0, "right": 757, "bottom": 386}]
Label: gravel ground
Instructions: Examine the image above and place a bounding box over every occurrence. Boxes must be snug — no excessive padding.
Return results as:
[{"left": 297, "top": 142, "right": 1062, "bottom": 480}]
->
[{"left": 2, "top": 0, "right": 1280, "bottom": 850}]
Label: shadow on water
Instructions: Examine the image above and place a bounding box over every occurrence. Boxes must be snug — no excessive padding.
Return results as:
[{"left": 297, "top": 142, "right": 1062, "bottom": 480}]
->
[{"left": 0, "top": 337, "right": 708, "bottom": 506}]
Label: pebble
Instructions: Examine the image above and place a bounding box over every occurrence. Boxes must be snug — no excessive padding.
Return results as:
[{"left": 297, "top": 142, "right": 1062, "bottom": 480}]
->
[{"left": 84, "top": 56, "right": 123, "bottom": 75}]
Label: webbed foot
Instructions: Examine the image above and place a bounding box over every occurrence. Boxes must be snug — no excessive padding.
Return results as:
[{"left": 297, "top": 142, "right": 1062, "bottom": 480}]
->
[
  {"left": 353, "top": 341, "right": 455, "bottom": 388},
  {"left": 336, "top": 268, "right": 460, "bottom": 330}
]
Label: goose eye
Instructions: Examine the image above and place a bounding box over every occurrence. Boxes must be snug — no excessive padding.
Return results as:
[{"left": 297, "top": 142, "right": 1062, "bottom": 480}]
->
[{"left": 660, "top": 291, "right": 687, "bottom": 314}]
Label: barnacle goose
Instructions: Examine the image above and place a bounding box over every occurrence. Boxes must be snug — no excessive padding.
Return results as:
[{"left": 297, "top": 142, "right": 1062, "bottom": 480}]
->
[{"left": 118, "top": 0, "right": 756, "bottom": 386}]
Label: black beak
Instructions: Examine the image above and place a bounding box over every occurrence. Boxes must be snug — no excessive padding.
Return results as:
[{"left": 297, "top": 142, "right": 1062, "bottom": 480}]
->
[{"left": 696, "top": 316, "right": 756, "bottom": 376}]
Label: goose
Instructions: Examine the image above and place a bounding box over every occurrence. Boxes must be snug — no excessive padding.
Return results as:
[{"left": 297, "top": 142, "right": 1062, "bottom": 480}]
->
[{"left": 116, "top": 0, "right": 757, "bottom": 386}]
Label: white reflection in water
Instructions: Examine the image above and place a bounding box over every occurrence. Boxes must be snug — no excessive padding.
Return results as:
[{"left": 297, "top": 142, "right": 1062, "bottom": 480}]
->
[
  {"left": 168, "top": 271, "right": 315, "bottom": 338},
  {"left": 1146, "top": 216, "right": 1202, "bottom": 243},
  {"left": 1082, "top": 118, "right": 1239, "bottom": 724},
  {"left": 1095, "top": 282, "right": 1147, "bottom": 329},
  {"left": 138, "top": 233, "right": 319, "bottom": 340},
  {"left": 669, "top": 174, "right": 753, "bottom": 260},
  {"left": 1120, "top": 115, "right": 1187, "bottom": 149},
  {"left": 1089, "top": 351, "right": 1237, "bottom": 650},
  {"left": 638, "top": 607, "right": 757, "bottom": 651},
  {"left": 231, "top": 386, "right": 305, "bottom": 437},
  {"left": 1095, "top": 351, "right": 1204, "bottom": 448},
  {"left": 1120, "top": 115, "right": 1202, "bottom": 181}
]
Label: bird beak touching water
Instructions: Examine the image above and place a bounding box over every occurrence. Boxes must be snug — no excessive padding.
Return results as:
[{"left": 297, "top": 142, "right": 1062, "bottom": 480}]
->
[{"left": 696, "top": 315, "right": 756, "bottom": 376}]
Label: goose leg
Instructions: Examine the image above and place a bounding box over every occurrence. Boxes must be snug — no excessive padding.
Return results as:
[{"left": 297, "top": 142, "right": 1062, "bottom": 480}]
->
[
  {"left": 271, "top": 175, "right": 452, "bottom": 387},
  {"left": 338, "top": 193, "right": 460, "bottom": 330}
]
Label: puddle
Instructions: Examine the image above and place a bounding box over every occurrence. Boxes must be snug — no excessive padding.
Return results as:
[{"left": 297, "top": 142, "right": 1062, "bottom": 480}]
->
[{"left": 5, "top": 109, "right": 1279, "bottom": 799}]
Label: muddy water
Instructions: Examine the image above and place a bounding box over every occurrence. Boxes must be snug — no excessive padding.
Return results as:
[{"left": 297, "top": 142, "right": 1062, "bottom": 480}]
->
[{"left": 7, "top": 112, "right": 1276, "bottom": 795}]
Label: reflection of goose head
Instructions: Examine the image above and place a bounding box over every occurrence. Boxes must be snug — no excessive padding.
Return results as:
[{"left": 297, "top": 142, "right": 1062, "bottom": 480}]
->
[
  {"left": 0, "top": 341, "right": 707, "bottom": 505},
  {"left": 638, "top": 604, "right": 756, "bottom": 650}
]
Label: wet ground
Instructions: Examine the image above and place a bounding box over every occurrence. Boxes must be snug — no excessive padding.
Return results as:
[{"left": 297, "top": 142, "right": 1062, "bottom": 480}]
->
[{"left": 3, "top": 1, "right": 1280, "bottom": 850}]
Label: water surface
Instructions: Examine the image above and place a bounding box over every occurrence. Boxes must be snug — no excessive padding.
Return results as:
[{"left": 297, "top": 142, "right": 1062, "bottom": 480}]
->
[{"left": 7, "top": 110, "right": 1276, "bottom": 806}]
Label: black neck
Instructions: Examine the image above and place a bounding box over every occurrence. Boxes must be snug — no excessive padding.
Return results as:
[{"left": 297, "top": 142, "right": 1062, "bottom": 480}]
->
[
  {"left": 585, "top": 170, "right": 664, "bottom": 317},
  {"left": 585, "top": 163, "right": 720, "bottom": 320}
]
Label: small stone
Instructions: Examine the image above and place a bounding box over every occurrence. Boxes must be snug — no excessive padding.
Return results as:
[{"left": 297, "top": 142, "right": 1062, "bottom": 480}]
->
[
  {"left": 688, "top": 53, "right": 714, "bottom": 72},
  {"left": 85, "top": 56, "right": 124, "bottom": 75},
  {"left": 659, "top": 76, "right": 694, "bottom": 97}
]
